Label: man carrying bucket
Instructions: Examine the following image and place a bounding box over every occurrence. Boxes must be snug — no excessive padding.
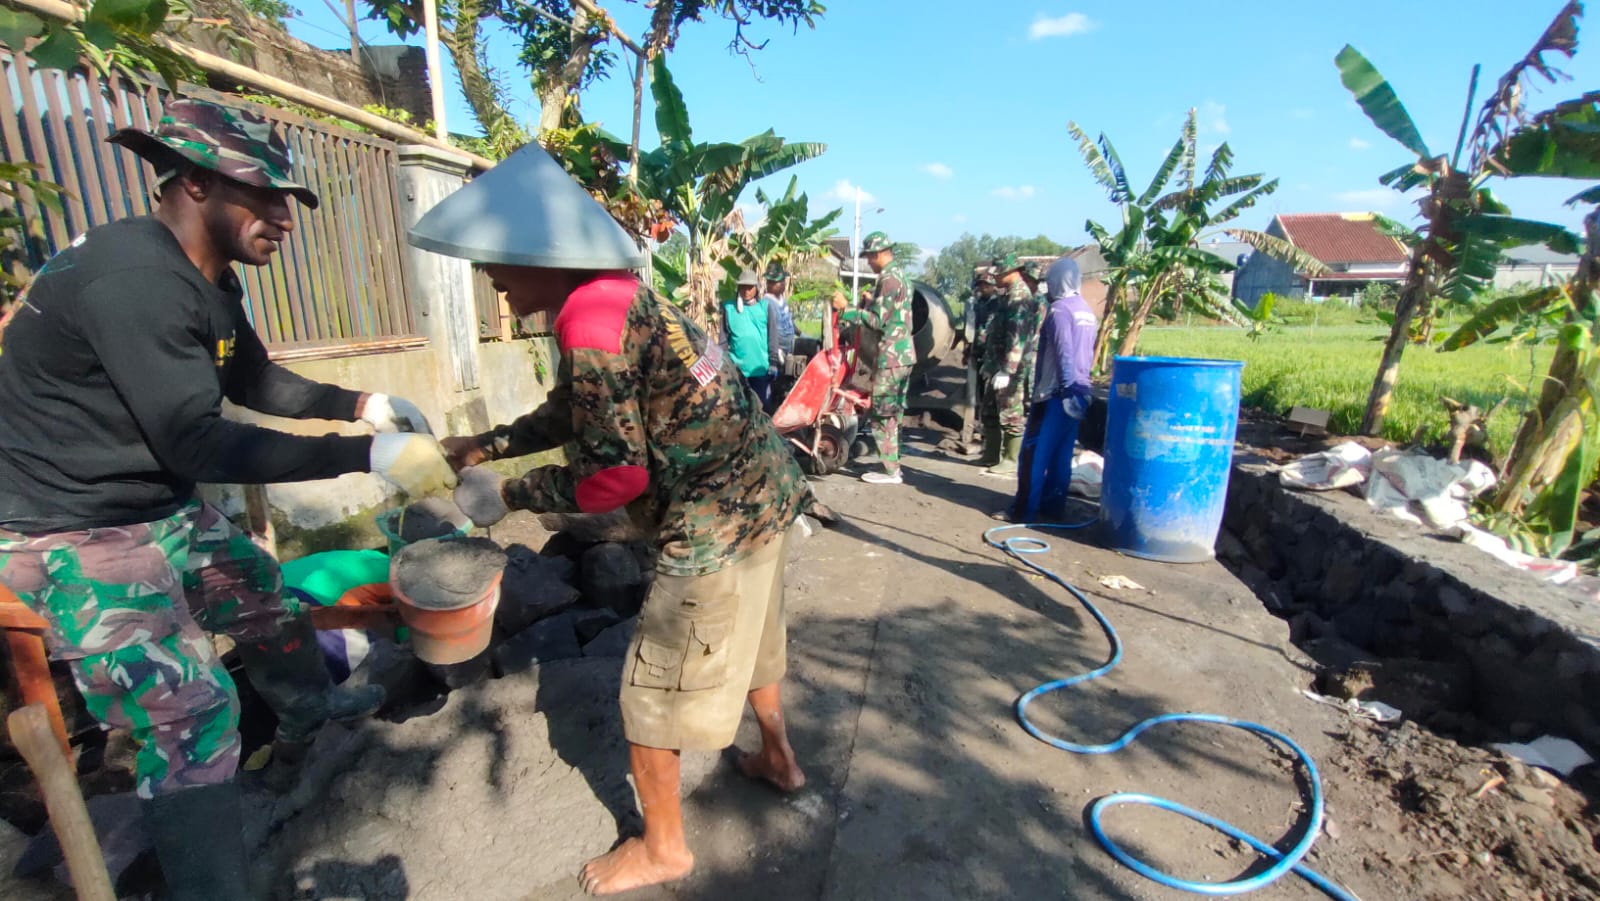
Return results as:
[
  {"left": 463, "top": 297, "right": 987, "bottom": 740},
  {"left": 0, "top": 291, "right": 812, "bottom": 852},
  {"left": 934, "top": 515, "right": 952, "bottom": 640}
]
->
[
  {"left": 0, "top": 99, "right": 458, "bottom": 898},
  {"left": 423, "top": 144, "right": 810, "bottom": 896}
]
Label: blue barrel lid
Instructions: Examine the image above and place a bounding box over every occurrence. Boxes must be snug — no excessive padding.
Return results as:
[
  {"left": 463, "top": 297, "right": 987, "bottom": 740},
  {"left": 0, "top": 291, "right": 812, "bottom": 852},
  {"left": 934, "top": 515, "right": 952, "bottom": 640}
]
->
[{"left": 1112, "top": 355, "right": 1244, "bottom": 368}]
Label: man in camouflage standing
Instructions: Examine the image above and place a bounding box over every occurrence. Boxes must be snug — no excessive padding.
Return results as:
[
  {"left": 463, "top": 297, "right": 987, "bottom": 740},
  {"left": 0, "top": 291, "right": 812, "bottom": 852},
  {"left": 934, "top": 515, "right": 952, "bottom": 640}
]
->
[
  {"left": 981, "top": 254, "right": 1045, "bottom": 477},
  {"left": 0, "top": 99, "right": 455, "bottom": 898},
  {"left": 833, "top": 230, "right": 915, "bottom": 484},
  {"left": 423, "top": 144, "right": 810, "bottom": 895},
  {"left": 966, "top": 267, "right": 1002, "bottom": 462}
]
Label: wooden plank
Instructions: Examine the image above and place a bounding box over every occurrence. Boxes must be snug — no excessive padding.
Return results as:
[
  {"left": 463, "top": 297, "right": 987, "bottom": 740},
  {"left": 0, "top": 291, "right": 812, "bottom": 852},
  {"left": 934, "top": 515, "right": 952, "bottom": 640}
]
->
[
  {"left": 346, "top": 140, "right": 390, "bottom": 338},
  {"left": 81, "top": 75, "right": 131, "bottom": 221},
  {"left": 290, "top": 127, "right": 340, "bottom": 341},
  {"left": 38, "top": 69, "right": 88, "bottom": 237},
  {"left": 318, "top": 129, "right": 363, "bottom": 338},
  {"left": 0, "top": 54, "right": 39, "bottom": 245},
  {"left": 334, "top": 132, "right": 376, "bottom": 338},
  {"left": 371, "top": 150, "right": 414, "bottom": 335},
  {"left": 279, "top": 126, "right": 322, "bottom": 343},
  {"left": 57, "top": 69, "right": 108, "bottom": 227},
  {"left": 103, "top": 71, "right": 149, "bottom": 217},
  {"left": 12, "top": 52, "right": 69, "bottom": 250}
]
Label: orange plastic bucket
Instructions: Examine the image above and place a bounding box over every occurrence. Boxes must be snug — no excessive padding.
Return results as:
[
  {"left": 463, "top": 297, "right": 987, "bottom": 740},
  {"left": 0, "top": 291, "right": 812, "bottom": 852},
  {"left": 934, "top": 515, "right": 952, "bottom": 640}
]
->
[{"left": 389, "top": 538, "right": 506, "bottom": 665}]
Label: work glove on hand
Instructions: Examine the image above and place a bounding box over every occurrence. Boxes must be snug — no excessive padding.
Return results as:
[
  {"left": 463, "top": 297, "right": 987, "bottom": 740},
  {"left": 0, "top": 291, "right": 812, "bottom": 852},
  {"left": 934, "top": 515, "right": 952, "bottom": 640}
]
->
[
  {"left": 370, "top": 433, "right": 457, "bottom": 497},
  {"left": 453, "top": 465, "right": 511, "bottom": 527},
  {"left": 991, "top": 373, "right": 1012, "bottom": 391},
  {"left": 360, "top": 394, "right": 432, "bottom": 434},
  {"left": 440, "top": 436, "right": 491, "bottom": 472}
]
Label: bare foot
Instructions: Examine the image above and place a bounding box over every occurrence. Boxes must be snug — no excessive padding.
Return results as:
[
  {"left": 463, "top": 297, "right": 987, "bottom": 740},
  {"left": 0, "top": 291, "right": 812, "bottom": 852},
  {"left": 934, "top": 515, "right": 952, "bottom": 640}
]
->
[
  {"left": 735, "top": 748, "right": 807, "bottom": 793},
  {"left": 580, "top": 837, "right": 693, "bottom": 896}
]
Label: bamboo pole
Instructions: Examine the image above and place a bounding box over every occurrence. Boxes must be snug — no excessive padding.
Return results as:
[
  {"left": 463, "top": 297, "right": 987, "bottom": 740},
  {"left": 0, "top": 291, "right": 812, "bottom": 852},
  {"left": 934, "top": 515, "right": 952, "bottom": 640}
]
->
[
  {"left": 420, "top": 0, "right": 447, "bottom": 141},
  {"left": 5, "top": 0, "right": 494, "bottom": 169}
]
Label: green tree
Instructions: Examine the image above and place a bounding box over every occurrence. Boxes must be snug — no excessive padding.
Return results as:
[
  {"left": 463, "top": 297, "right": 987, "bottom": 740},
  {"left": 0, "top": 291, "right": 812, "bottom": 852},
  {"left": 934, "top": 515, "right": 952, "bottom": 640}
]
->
[
  {"left": 1338, "top": 2, "right": 1585, "bottom": 436},
  {"left": 921, "top": 233, "right": 1068, "bottom": 304},
  {"left": 727, "top": 175, "right": 841, "bottom": 276},
  {"left": 361, "top": 0, "right": 823, "bottom": 150},
  {"left": 1071, "top": 108, "right": 1323, "bottom": 370}
]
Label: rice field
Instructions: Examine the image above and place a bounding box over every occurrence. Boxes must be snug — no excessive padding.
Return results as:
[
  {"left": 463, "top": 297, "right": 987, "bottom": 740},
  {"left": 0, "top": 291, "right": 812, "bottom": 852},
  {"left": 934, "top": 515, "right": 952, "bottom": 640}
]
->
[{"left": 1135, "top": 324, "right": 1554, "bottom": 456}]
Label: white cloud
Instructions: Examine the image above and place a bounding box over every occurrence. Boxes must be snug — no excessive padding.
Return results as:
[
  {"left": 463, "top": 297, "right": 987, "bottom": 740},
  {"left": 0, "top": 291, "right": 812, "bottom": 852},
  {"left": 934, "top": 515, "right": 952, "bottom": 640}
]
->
[
  {"left": 951, "top": 214, "right": 967, "bottom": 224},
  {"left": 1199, "top": 99, "right": 1230, "bottom": 136},
  {"left": 1348, "top": 137, "right": 1372, "bottom": 151},
  {"left": 826, "top": 179, "right": 875, "bottom": 204},
  {"left": 922, "top": 162, "right": 954, "bottom": 179},
  {"left": 991, "top": 185, "right": 1036, "bottom": 201},
  {"left": 1029, "top": 12, "right": 1095, "bottom": 39},
  {"left": 1290, "top": 108, "right": 1315, "bottom": 120}
]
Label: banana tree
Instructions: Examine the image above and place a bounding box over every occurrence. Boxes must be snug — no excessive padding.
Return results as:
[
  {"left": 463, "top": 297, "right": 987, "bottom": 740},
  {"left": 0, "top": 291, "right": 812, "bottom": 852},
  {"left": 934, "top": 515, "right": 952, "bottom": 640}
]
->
[
  {"left": 1340, "top": 1, "right": 1585, "bottom": 436},
  {"left": 1072, "top": 109, "right": 1324, "bottom": 371},
  {"left": 632, "top": 55, "right": 825, "bottom": 324},
  {"left": 1438, "top": 93, "right": 1600, "bottom": 540},
  {"left": 727, "top": 175, "right": 841, "bottom": 277}
]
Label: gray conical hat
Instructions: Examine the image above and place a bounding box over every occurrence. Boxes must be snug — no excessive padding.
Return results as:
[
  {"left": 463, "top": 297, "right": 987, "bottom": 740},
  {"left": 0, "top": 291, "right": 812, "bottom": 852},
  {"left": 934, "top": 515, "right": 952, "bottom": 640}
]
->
[{"left": 407, "top": 144, "right": 646, "bottom": 269}]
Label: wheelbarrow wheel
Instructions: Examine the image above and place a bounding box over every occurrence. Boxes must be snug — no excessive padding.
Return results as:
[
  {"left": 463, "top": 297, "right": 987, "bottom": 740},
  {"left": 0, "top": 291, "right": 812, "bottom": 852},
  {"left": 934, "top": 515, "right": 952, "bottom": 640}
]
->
[{"left": 810, "top": 423, "right": 850, "bottom": 475}]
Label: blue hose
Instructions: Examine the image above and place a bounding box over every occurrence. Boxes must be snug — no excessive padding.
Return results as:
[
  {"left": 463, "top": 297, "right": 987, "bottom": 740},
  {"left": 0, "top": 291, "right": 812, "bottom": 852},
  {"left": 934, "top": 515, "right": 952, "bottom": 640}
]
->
[{"left": 986, "top": 522, "right": 1360, "bottom": 900}]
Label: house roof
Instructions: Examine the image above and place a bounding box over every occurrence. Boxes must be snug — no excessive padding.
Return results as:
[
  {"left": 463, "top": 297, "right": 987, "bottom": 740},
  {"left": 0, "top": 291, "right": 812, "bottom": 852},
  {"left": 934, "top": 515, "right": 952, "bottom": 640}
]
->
[
  {"left": 1197, "top": 240, "right": 1255, "bottom": 266},
  {"left": 1276, "top": 213, "right": 1408, "bottom": 266},
  {"left": 1503, "top": 244, "right": 1582, "bottom": 266}
]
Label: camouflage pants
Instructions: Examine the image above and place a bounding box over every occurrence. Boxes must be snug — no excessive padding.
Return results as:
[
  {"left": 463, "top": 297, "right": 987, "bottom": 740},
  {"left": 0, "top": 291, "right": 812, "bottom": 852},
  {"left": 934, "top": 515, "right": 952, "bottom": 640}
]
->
[
  {"left": 0, "top": 501, "right": 290, "bottom": 798},
  {"left": 983, "top": 373, "right": 1031, "bottom": 435},
  {"left": 868, "top": 365, "right": 912, "bottom": 473}
]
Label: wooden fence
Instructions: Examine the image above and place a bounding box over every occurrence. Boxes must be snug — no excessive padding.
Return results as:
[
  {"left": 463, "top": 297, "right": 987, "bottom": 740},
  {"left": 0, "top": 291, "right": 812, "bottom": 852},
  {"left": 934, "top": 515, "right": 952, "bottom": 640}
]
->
[{"left": 0, "top": 47, "right": 422, "bottom": 359}]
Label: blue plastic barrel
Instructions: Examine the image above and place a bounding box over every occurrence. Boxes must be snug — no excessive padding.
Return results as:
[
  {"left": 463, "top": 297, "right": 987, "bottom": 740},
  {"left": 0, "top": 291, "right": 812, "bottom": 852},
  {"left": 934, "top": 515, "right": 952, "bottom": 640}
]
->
[{"left": 1099, "top": 356, "right": 1244, "bottom": 563}]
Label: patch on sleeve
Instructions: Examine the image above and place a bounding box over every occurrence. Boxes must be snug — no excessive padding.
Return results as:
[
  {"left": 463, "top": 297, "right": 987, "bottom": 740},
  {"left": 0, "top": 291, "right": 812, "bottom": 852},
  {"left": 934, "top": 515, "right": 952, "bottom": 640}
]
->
[
  {"left": 576, "top": 465, "right": 649, "bottom": 513},
  {"left": 663, "top": 308, "right": 726, "bottom": 386},
  {"left": 554, "top": 273, "right": 640, "bottom": 354}
]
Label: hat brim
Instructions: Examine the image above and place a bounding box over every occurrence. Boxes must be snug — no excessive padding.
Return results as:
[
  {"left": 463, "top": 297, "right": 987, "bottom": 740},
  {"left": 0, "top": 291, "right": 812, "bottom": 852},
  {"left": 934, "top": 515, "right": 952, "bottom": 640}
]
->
[{"left": 107, "top": 129, "right": 320, "bottom": 209}]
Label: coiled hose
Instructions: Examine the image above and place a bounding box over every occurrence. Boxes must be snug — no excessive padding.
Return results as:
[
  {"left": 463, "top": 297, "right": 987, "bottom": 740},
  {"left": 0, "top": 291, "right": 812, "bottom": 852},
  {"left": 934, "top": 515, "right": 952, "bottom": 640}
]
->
[{"left": 985, "top": 522, "right": 1360, "bottom": 900}]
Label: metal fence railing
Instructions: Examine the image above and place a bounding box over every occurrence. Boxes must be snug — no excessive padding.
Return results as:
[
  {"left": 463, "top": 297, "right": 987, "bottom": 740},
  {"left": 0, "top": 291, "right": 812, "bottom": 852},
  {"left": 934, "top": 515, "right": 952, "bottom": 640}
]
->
[{"left": 0, "top": 48, "right": 419, "bottom": 359}]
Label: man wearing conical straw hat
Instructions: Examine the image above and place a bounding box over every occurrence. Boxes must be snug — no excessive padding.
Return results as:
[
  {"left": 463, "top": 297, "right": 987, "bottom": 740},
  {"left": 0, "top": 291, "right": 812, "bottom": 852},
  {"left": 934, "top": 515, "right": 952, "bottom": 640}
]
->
[{"left": 417, "top": 144, "right": 810, "bottom": 895}]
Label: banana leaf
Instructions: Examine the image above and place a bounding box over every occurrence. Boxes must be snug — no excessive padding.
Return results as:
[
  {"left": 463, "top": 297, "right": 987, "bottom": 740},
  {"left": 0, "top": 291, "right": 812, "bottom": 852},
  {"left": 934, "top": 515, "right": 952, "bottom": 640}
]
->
[
  {"left": 1336, "top": 45, "right": 1432, "bottom": 160},
  {"left": 1225, "top": 228, "right": 1331, "bottom": 276},
  {"left": 1491, "top": 93, "right": 1600, "bottom": 180},
  {"left": 649, "top": 56, "right": 693, "bottom": 154},
  {"left": 1438, "top": 285, "right": 1565, "bottom": 350},
  {"left": 1137, "top": 122, "right": 1189, "bottom": 206},
  {"left": 1459, "top": 215, "right": 1582, "bottom": 254},
  {"left": 1068, "top": 122, "right": 1126, "bottom": 202}
]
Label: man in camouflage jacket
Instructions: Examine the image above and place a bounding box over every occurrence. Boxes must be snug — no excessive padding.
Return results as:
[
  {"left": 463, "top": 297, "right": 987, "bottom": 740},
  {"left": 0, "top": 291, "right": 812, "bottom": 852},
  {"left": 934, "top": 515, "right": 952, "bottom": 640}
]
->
[
  {"left": 981, "top": 254, "right": 1045, "bottom": 477},
  {"left": 833, "top": 230, "right": 915, "bottom": 484},
  {"left": 0, "top": 99, "right": 455, "bottom": 899},
  {"left": 445, "top": 260, "right": 812, "bottom": 895}
]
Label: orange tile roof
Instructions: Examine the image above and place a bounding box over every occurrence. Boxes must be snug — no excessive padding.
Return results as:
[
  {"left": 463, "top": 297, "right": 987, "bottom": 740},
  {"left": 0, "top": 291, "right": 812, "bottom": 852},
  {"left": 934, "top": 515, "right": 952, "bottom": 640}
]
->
[{"left": 1277, "top": 213, "right": 1409, "bottom": 266}]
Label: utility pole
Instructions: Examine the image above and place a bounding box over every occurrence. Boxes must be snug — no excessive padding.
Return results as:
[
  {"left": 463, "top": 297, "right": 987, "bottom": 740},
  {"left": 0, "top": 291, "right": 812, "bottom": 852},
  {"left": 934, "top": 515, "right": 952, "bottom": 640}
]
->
[
  {"left": 345, "top": 0, "right": 359, "bottom": 62},
  {"left": 422, "top": 0, "right": 448, "bottom": 141}
]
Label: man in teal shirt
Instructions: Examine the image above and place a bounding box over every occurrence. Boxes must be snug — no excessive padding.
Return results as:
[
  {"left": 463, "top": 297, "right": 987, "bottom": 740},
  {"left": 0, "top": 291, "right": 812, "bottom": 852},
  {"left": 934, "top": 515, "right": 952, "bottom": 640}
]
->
[{"left": 722, "top": 269, "right": 778, "bottom": 408}]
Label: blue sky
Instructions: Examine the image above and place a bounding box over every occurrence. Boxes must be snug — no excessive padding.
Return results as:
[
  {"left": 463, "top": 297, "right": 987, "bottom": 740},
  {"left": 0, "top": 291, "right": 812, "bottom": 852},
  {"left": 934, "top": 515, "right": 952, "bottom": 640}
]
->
[{"left": 286, "top": 1, "right": 1600, "bottom": 256}]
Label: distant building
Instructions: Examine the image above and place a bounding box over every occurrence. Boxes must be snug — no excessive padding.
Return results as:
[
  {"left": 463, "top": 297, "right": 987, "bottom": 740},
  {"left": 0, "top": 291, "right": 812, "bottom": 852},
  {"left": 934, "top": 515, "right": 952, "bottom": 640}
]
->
[
  {"left": 1494, "top": 245, "right": 1581, "bottom": 290},
  {"left": 1196, "top": 239, "right": 1255, "bottom": 298},
  {"left": 1233, "top": 213, "right": 1409, "bottom": 306}
]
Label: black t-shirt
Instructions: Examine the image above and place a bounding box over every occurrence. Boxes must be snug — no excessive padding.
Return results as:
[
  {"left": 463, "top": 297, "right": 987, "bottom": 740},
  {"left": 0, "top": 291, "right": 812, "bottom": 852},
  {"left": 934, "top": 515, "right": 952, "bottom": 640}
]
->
[{"left": 0, "top": 217, "right": 372, "bottom": 533}]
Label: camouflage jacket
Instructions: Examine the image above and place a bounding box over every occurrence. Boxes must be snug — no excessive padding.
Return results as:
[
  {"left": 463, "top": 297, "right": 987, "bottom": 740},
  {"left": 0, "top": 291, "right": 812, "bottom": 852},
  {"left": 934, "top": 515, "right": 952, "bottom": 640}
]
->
[
  {"left": 842, "top": 262, "right": 915, "bottom": 370},
  {"left": 983, "top": 279, "right": 1045, "bottom": 382},
  {"left": 475, "top": 274, "right": 806, "bottom": 576},
  {"left": 971, "top": 291, "right": 999, "bottom": 358}
]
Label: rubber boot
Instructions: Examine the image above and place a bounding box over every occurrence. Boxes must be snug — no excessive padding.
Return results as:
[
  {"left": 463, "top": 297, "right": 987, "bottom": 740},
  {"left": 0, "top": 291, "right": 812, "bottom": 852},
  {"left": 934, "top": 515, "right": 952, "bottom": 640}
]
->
[
  {"left": 977, "top": 422, "right": 1003, "bottom": 468},
  {"left": 235, "top": 614, "right": 384, "bottom": 790},
  {"left": 983, "top": 434, "right": 1023, "bottom": 477},
  {"left": 143, "top": 783, "right": 250, "bottom": 901}
]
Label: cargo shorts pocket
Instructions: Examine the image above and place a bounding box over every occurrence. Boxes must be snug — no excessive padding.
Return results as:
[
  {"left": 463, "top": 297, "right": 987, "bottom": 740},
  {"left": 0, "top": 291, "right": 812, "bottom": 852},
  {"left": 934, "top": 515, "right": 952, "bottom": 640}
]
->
[{"left": 629, "top": 598, "right": 736, "bottom": 692}]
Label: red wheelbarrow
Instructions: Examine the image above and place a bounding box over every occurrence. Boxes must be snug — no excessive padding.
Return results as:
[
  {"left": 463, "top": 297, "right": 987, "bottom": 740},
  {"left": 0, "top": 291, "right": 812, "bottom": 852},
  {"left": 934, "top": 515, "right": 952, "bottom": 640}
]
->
[{"left": 770, "top": 317, "right": 878, "bottom": 475}]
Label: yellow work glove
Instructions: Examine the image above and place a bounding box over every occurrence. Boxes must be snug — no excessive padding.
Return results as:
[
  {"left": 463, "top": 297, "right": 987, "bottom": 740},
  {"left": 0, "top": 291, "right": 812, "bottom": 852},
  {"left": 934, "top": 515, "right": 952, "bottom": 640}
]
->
[{"left": 370, "top": 433, "right": 458, "bottom": 497}]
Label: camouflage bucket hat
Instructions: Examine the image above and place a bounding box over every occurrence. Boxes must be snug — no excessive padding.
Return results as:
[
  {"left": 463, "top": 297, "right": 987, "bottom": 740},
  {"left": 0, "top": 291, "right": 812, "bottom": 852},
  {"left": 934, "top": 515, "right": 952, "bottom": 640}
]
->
[
  {"left": 1020, "top": 260, "right": 1043, "bottom": 280},
  {"left": 860, "top": 230, "right": 893, "bottom": 254},
  {"left": 108, "top": 99, "right": 319, "bottom": 209},
  {"left": 763, "top": 260, "right": 789, "bottom": 282},
  {"left": 992, "top": 252, "right": 1021, "bottom": 274}
]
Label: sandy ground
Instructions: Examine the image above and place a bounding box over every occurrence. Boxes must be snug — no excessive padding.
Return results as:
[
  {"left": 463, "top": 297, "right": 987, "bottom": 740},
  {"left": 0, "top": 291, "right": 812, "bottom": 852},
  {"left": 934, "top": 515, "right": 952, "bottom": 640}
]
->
[{"left": 4, "top": 424, "right": 1597, "bottom": 900}]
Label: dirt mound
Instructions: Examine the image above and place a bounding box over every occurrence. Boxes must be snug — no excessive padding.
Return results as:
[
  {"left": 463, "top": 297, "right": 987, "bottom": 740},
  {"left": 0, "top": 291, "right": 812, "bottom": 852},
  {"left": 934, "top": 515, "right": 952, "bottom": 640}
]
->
[
  {"left": 256, "top": 658, "right": 717, "bottom": 900},
  {"left": 1320, "top": 719, "right": 1600, "bottom": 901}
]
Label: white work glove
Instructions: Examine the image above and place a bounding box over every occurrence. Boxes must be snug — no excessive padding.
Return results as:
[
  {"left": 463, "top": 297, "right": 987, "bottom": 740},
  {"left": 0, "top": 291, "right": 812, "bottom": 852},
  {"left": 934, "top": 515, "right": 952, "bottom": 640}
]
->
[
  {"left": 1062, "top": 395, "right": 1090, "bottom": 420},
  {"left": 370, "top": 433, "right": 457, "bottom": 497},
  {"left": 360, "top": 393, "right": 432, "bottom": 434},
  {"left": 991, "top": 373, "right": 1012, "bottom": 391},
  {"left": 453, "top": 465, "right": 512, "bottom": 527}
]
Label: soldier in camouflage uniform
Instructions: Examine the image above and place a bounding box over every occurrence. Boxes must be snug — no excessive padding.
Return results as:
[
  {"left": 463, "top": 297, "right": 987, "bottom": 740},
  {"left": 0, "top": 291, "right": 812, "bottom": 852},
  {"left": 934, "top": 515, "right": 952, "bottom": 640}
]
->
[
  {"left": 832, "top": 230, "right": 915, "bottom": 484},
  {"left": 0, "top": 99, "right": 456, "bottom": 899},
  {"left": 981, "top": 253, "right": 1046, "bottom": 477},
  {"left": 966, "top": 268, "right": 1002, "bottom": 463},
  {"left": 427, "top": 143, "right": 811, "bottom": 896}
]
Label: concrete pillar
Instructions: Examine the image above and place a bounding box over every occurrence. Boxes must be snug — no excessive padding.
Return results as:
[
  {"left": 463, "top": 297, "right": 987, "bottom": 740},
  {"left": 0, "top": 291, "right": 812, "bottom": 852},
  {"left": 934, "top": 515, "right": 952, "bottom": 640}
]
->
[{"left": 395, "top": 144, "right": 481, "bottom": 394}]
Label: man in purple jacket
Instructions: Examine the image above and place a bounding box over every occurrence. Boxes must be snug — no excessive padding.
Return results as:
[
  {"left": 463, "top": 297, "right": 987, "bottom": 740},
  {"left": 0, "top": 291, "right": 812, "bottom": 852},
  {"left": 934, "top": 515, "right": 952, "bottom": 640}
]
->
[{"left": 1011, "top": 257, "right": 1098, "bottom": 521}]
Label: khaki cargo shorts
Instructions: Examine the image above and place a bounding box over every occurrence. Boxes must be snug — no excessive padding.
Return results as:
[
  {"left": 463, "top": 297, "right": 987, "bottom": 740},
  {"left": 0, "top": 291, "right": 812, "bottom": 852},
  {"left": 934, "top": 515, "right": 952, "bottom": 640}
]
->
[{"left": 620, "top": 526, "right": 791, "bottom": 750}]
